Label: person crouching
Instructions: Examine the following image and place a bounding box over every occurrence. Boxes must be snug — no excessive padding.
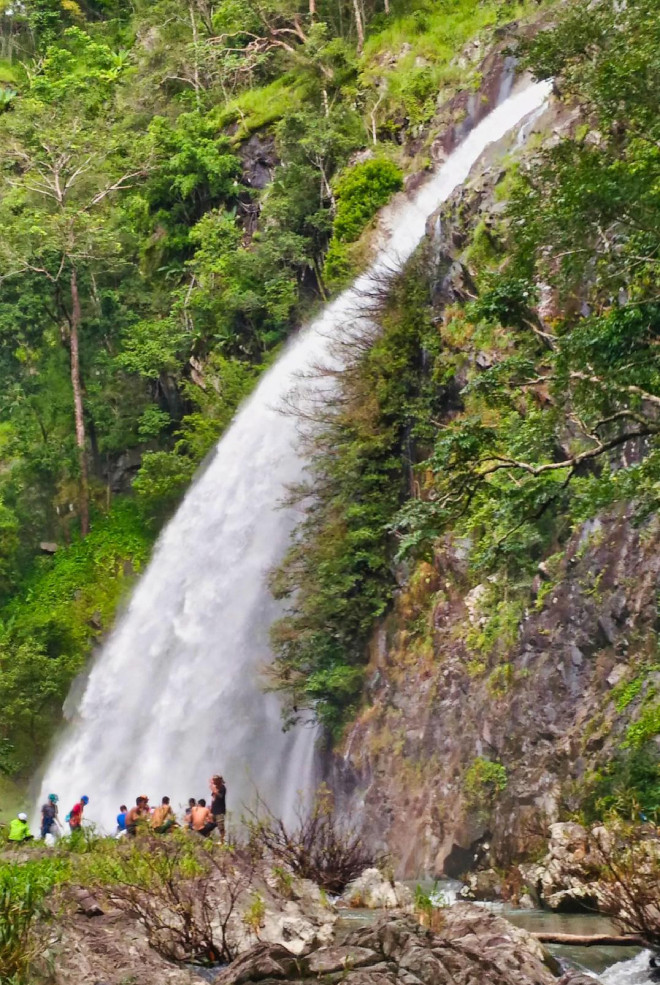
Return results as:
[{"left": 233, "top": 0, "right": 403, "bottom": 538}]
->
[{"left": 191, "top": 798, "right": 216, "bottom": 838}]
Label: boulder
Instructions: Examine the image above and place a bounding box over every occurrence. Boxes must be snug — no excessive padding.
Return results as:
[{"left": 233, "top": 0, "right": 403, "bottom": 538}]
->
[
  {"left": 214, "top": 943, "right": 303, "bottom": 984},
  {"left": 307, "top": 945, "right": 379, "bottom": 974},
  {"left": 344, "top": 868, "right": 413, "bottom": 909},
  {"left": 214, "top": 907, "right": 581, "bottom": 984},
  {"left": 460, "top": 867, "right": 503, "bottom": 901},
  {"left": 519, "top": 821, "right": 606, "bottom": 911}
]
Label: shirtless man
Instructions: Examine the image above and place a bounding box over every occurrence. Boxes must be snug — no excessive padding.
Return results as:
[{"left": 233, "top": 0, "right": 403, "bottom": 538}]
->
[
  {"left": 151, "top": 796, "right": 176, "bottom": 834},
  {"left": 125, "top": 796, "right": 148, "bottom": 837},
  {"left": 190, "top": 798, "right": 216, "bottom": 838}
]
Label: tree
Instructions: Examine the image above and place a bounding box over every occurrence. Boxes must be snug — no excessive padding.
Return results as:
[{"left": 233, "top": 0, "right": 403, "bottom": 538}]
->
[{"left": 0, "top": 29, "right": 150, "bottom": 534}]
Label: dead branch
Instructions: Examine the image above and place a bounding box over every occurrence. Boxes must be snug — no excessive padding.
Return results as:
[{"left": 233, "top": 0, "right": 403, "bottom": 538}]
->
[{"left": 533, "top": 932, "right": 649, "bottom": 947}]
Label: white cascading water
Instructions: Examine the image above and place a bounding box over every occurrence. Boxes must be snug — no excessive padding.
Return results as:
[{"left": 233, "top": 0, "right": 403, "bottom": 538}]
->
[
  {"left": 599, "top": 950, "right": 654, "bottom": 985},
  {"left": 35, "top": 80, "right": 552, "bottom": 833}
]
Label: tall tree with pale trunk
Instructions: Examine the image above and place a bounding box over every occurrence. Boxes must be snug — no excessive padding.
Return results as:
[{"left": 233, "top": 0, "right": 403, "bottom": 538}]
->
[{"left": 0, "top": 28, "right": 149, "bottom": 535}]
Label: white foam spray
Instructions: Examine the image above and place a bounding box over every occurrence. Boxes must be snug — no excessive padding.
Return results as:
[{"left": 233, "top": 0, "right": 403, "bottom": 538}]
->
[{"left": 35, "top": 80, "right": 552, "bottom": 833}]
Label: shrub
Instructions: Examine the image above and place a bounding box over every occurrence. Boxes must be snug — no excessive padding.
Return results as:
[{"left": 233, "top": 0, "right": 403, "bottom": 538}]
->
[
  {"left": 331, "top": 158, "right": 403, "bottom": 244},
  {"left": 589, "top": 819, "right": 660, "bottom": 949},
  {"left": 414, "top": 882, "right": 446, "bottom": 931},
  {"left": 463, "top": 758, "right": 508, "bottom": 814},
  {"left": 89, "top": 833, "right": 256, "bottom": 965},
  {"left": 246, "top": 786, "right": 379, "bottom": 894}
]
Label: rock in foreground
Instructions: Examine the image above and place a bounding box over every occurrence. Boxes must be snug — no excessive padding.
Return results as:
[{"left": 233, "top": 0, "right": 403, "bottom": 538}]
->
[{"left": 215, "top": 905, "right": 593, "bottom": 984}]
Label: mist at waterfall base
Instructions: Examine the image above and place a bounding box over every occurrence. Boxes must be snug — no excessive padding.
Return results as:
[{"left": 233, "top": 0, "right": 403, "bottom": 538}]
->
[{"left": 35, "top": 80, "right": 552, "bottom": 834}]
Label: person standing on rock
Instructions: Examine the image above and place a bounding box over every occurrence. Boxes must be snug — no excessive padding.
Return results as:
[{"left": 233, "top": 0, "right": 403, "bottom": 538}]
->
[
  {"left": 68, "top": 795, "right": 89, "bottom": 834},
  {"left": 191, "top": 798, "right": 216, "bottom": 837},
  {"left": 40, "top": 793, "right": 62, "bottom": 841},
  {"left": 210, "top": 775, "right": 227, "bottom": 842}
]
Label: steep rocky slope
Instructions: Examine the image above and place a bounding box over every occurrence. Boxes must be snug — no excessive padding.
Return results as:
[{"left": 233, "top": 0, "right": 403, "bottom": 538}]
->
[{"left": 331, "top": 94, "right": 660, "bottom": 877}]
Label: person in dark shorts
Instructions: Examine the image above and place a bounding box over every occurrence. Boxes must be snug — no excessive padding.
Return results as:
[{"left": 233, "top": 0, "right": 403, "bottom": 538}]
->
[
  {"left": 210, "top": 775, "right": 227, "bottom": 842},
  {"left": 191, "top": 798, "right": 216, "bottom": 837},
  {"left": 40, "top": 793, "right": 61, "bottom": 840}
]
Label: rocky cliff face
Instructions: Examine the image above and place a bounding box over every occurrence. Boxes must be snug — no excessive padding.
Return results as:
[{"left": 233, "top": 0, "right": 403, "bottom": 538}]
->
[
  {"left": 336, "top": 505, "right": 660, "bottom": 878},
  {"left": 332, "top": 97, "right": 660, "bottom": 878}
]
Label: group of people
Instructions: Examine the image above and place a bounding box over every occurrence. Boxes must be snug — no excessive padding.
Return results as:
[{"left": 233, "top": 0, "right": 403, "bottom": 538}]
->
[
  {"left": 114, "top": 775, "right": 226, "bottom": 841},
  {"left": 6, "top": 792, "right": 77, "bottom": 843},
  {"left": 5, "top": 776, "right": 227, "bottom": 844}
]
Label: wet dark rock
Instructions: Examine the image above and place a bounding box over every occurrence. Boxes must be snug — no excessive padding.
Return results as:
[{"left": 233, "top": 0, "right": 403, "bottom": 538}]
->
[
  {"left": 238, "top": 133, "right": 278, "bottom": 190},
  {"left": 103, "top": 447, "right": 144, "bottom": 493}
]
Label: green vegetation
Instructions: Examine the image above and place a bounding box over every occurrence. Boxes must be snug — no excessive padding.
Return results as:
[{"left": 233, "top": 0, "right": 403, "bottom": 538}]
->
[
  {"left": 0, "top": 857, "right": 70, "bottom": 985},
  {"left": 582, "top": 746, "right": 660, "bottom": 822},
  {"left": 270, "top": 0, "right": 660, "bottom": 775},
  {"left": 270, "top": 263, "right": 444, "bottom": 733},
  {"left": 0, "top": 502, "right": 153, "bottom": 772},
  {"left": 463, "top": 757, "right": 508, "bottom": 813},
  {"left": 0, "top": 0, "right": 542, "bottom": 778}
]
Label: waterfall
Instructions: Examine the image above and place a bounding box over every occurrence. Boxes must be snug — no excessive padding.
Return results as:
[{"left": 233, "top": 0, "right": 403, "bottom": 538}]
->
[{"left": 35, "top": 79, "right": 552, "bottom": 833}]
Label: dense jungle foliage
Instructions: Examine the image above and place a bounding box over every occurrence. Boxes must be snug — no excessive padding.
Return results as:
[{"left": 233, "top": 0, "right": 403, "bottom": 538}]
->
[
  {"left": 0, "top": 0, "right": 536, "bottom": 781},
  {"left": 270, "top": 0, "right": 660, "bottom": 809}
]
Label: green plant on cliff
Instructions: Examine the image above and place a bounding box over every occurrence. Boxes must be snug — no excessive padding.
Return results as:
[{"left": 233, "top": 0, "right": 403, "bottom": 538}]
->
[
  {"left": 270, "top": 263, "right": 442, "bottom": 733},
  {"left": 582, "top": 746, "right": 660, "bottom": 822},
  {"left": 463, "top": 757, "right": 508, "bottom": 815},
  {"left": 625, "top": 701, "right": 660, "bottom": 751},
  {"left": 0, "top": 502, "right": 153, "bottom": 773},
  {"left": 393, "top": 0, "right": 660, "bottom": 577}
]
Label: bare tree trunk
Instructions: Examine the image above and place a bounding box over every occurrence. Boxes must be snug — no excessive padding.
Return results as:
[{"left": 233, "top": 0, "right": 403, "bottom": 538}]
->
[
  {"left": 352, "top": 0, "right": 364, "bottom": 51},
  {"left": 309, "top": 0, "right": 316, "bottom": 16},
  {"left": 189, "top": 3, "right": 202, "bottom": 108},
  {"left": 384, "top": 0, "right": 389, "bottom": 13},
  {"left": 313, "top": 257, "right": 327, "bottom": 300},
  {"left": 370, "top": 90, "right": 384, "bottom": 144},
  {"left": 70, "top": 268, "right": 89, "bottom": 537}
]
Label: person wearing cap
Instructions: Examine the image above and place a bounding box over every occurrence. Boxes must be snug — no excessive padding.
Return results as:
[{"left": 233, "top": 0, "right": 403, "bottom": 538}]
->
[
  {"left": 8, "top": 812, "right": 33, "bottom": 842},
  {"left": 68, "top": 795, "right": 89, "bottom": 833},
  {"left": 40, "top": 793, "right": 62, "bottom": 841}
]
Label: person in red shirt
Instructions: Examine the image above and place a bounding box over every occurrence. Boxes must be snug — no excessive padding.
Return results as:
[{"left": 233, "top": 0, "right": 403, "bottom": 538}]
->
[{"left": 68, "top": 795, "right": 89, "bottom": 832}]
